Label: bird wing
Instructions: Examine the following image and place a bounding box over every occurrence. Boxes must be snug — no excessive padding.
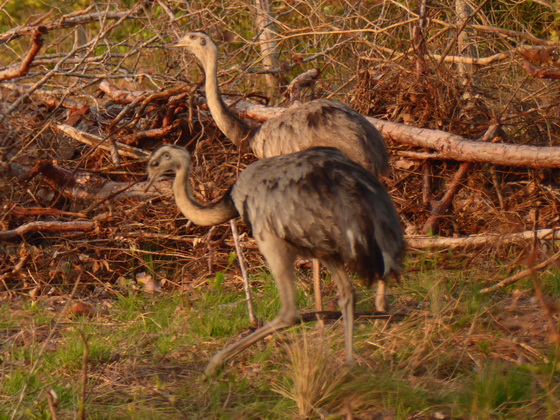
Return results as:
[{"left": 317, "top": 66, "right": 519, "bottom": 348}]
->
[
  {"left": 231, "top": 147, "right": 403, "bottom": 282},
  {"left": 251, "top": 100, "right": 390, "bottom": 177}
]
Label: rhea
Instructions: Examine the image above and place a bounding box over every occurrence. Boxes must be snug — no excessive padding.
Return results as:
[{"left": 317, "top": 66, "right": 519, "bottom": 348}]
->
[
  {"left": 168, "top": 31, "right": 392, "bottom": 314},
  {"left": 145, "top": 145, "right": 404, "bottom": 377}
]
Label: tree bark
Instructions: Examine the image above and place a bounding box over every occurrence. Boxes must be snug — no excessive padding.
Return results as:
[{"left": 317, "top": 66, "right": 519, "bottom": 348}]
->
[
  {"left": 227, "top": 99, "right": 560, "bottom": 168},
  {"left": 254, "top": 0, "right": 283, "bottom": 89},
  {"left": 0, "top": 221, "right": 98, "bottom": 241}
]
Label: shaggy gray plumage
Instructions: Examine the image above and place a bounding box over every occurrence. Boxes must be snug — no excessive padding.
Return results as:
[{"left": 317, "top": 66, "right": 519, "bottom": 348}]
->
[
  {"left": 145, "top": 145, "right": 404, "bottom": 377},
  {"left": 169, "top": 31, "right": 390, "bottom": 178}
]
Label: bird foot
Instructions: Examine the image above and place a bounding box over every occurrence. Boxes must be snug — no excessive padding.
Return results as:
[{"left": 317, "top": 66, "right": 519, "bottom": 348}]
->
[
  {"left": 251, "top": 317, "right": 264, "bottom": 329},
  {"left": 203, "top": 356, "right": 225, "bottom": 379}
]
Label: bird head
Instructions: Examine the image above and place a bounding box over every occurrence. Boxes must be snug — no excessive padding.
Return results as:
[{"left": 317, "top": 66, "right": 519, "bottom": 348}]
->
[
  {"left": 166, "top": 31, "right": 217, "bottom": 63},
  {"left": 144, "top": 146, "right": 191, "bottom": 192}
]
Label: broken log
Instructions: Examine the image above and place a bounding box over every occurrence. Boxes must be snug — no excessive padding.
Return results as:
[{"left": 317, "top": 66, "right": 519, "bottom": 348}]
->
[
  {"left": 54, "top": 124, "right": 150, "bottom": 159},
  {"left": 407, "top": 228, "right": 560, "bottom": 250},
  {"left": 0, "top": 220, "right": 98, "bottom": 241},
  {"left": 226, "top": 100, "right": 560, "bottom": 169}
]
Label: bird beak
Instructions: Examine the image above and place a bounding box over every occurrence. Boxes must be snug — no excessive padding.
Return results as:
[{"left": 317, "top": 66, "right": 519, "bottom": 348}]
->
[
  {"left": 165, "top": 41, "right": 183, "bottom": 48},
  {"left": 144, "top": 174, "right": 157, "bottom": 192}
]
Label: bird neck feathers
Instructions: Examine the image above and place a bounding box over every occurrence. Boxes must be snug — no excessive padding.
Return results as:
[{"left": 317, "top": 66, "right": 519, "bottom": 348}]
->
[
  {"left": 172, "top": 165, "right": 237, "bottom": 226},
  {"left": 200, "top": 47, "right": 252, "bottom": 147}
]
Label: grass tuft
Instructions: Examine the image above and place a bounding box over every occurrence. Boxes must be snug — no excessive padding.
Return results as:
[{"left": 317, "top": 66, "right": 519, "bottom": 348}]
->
[{"left": 273, "top": 327, "right": 353, "bottom": 417}]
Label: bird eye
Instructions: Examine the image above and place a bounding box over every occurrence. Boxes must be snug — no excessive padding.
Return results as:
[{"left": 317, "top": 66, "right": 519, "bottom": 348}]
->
[
  {"left": 163, "top": 152, "right": 171, "bottom": 159},
  {"left": 189, "top": 34, "right": 195, "bottom": 39}
]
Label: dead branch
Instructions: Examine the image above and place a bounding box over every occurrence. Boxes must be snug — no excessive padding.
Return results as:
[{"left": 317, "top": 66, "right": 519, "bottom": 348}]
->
[
  {"left": 5, "top": 160, "right": 166, "bottom": 202},
  {"left": 423, "top": 162, "right": 472, "bottom": 234},
  {"left": 0, "top": 9, "right": 139, "bottom": 45},
  {"left": 0, "top": 27, "right": 47, "bottom": 81},
  {"left": 428, "top": 52, "right": 509, "bottom": 66},
  {"left": 1, "top": 83, "right": 86, "bottom": 110},
  {"left": 422, "top": 124, "right": 501, "bottom": 233},
  {"left": 223, "top": 100, "right": 560, "bottom": 168},
  {"left": 407, "top": 228, "right": 560, "bottom": 250},
  {"left": 118, "top": 123, "right": 179, "bottom": 145},
  {"left": 99, "top": 80, "right": 148, "bottom": 104},
  {"left": 480, "top": 249, "right": 560, "bottom": 294},
  {"left": 520, "top": 61, "right": 560, "bottom": 80},
  {"left": 0, "top": 220, "right": 98, "bottom": 241},
  {"left": 11, "top": 206, "right": 86, "bottom": 218},
  {"left": 54, "top": 124, "right": 150, "bottom": 159}
]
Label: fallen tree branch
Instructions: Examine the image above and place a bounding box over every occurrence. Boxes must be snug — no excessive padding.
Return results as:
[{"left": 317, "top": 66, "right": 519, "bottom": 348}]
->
[
  {"left": 480, "top": 249, "right": 560, "bottom": 294},
  {"left": 407, "top": 228, "right": 560, "bottom": 250},
  {"left": 0, "top": 8, "right": 139, "bottom": 45},
  {"left": 1, "top": 83, "right": 87, "bottom": 110},
  {"left": 225, "top": 100, "right": 560, "bottom": 168},
  {"left": 520, "top": 61, "right": 560, "bottom": 80},
  {"left": 0, "top": 220, "right": 98, "bottom": 241},
  {"left": 54, "top": 124, "right": 150, "bottom": 159},
  {"left": 423, "top": 161, "right": 472, "bottom": 234},
  {"left": 0, "top": 27, "right": 47, "bottom": 81},
  {"left": 6, "top": 160, "right": 157, "bottom": 203},
  {"left": 99, "top": 79, "right": 147, "bottom": 104},
  {"left": 118, "top": 123, "right": 179, "bottom": 145}
]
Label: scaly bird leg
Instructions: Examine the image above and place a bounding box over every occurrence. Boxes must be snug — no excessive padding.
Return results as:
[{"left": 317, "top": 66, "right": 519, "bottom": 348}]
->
[
  {"left": 205, "top": 233, "right": 299, "bottom": 377},
  {"left": 323, "top": 261, "right": 356, "bottom": 362}
]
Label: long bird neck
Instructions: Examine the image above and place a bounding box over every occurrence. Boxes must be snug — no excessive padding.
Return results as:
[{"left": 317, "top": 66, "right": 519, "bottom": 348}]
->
[
  {"left": 173, "top": 164, "right": 238, "bottom": 226},
  {"left": 203, "top": 51, "right": 253, "bottom": 147}
]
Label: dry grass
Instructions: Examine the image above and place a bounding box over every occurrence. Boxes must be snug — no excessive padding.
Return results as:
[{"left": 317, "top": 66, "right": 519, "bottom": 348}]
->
[{"left": 1, "top": 1, "right": 560, "bottom": 418}]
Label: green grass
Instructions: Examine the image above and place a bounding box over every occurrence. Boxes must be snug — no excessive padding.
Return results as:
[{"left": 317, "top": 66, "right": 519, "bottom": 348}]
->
[{"left": 1, "top": 255, "right": 559, "bottom": 418}]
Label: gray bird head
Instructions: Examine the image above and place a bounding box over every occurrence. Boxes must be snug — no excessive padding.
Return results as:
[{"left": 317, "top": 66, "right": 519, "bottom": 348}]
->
[
  {"left": 166, "top": 31, "right": 217, "bottom": 63},
  {"left": 144, "top": 146, "right": 192, "bottom": 192}
]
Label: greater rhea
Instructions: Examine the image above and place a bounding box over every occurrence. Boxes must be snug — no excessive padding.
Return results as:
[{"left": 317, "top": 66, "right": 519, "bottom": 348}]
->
[
  {"left": 145, "top": 145, "right": 404, "bottom": 377},
  {"left": 168, "top": 31, "right": 392, "bottom": 317}
]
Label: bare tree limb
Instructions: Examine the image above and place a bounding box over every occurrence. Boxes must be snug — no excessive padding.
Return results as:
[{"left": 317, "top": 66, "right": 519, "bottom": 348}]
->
[
  {"left": 99, "top": 79, "right": 147, "bottom": 104},
  {"left": 407, "top": 228, "right": 560, "bottom": 250},
  {"left": 0, "top": 221, "right": 98, "bottom": 241},
  {"left": 0, "top": 27, "right": 47, "bottom": 81},
  {"left": 0, "top": 9, "right": 139, "bottom": 45},
  {"left": 225, "top": 99, "right": 560, "bottom": 168},
  {"left": 54, "top": 124, "right": 150, "bottom": 159},
  {"left": 480, "top": 249, "right": 560, "bottom": 294}
]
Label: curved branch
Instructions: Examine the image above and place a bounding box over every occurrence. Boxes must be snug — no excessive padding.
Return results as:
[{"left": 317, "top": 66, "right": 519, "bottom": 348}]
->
[{"left": 0, "top": 27, "right": 47, "bottom": 81}]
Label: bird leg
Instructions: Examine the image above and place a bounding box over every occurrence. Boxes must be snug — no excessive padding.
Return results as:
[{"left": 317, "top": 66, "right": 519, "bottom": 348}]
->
[
  {"left": 375, "top": 279, "right": 388, "bottom": 313},
  {"left": 312, "top": 259, "right": 323, "bottom": 311},
  {"left": 323, "top": 261, "right": 356, "bottom": 362},
  {"left": 229, "top": 219, "right": 259, "bottom": 327},
  {"left": 204, "top": 234, "right": 299, "bottom": 378},
  {"left": 204, "top": 309, "right": 299, "bottom": 378}
]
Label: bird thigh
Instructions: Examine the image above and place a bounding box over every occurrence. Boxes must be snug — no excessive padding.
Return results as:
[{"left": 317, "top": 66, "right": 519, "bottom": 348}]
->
[{"left": 256, "top": 233, "right": 300, "bottom": 324}]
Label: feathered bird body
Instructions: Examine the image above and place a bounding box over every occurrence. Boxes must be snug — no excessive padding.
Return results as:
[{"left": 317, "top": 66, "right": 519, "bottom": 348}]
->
[
  {"left": 169, "top": 32, "right": 390, "bottom": 177},
  {"left": 145, "top": 145, "right": 404, "bottom": 376},
  {"left": 250, "top": 99, "right": 389, "bottom": 176},
  {"left": 231, "top": 147, "right": 402, "bottom": 285}
]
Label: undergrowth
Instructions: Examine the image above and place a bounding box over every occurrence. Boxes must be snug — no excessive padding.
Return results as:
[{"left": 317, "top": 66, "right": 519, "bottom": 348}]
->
[{"left": 1, "top": 254, "right": 559, "bottom": 419}]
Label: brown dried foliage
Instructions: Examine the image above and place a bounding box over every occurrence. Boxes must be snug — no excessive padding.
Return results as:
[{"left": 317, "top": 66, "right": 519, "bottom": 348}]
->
[{"left": 0, "top": 1, "right": 559, "bottom": 300}]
